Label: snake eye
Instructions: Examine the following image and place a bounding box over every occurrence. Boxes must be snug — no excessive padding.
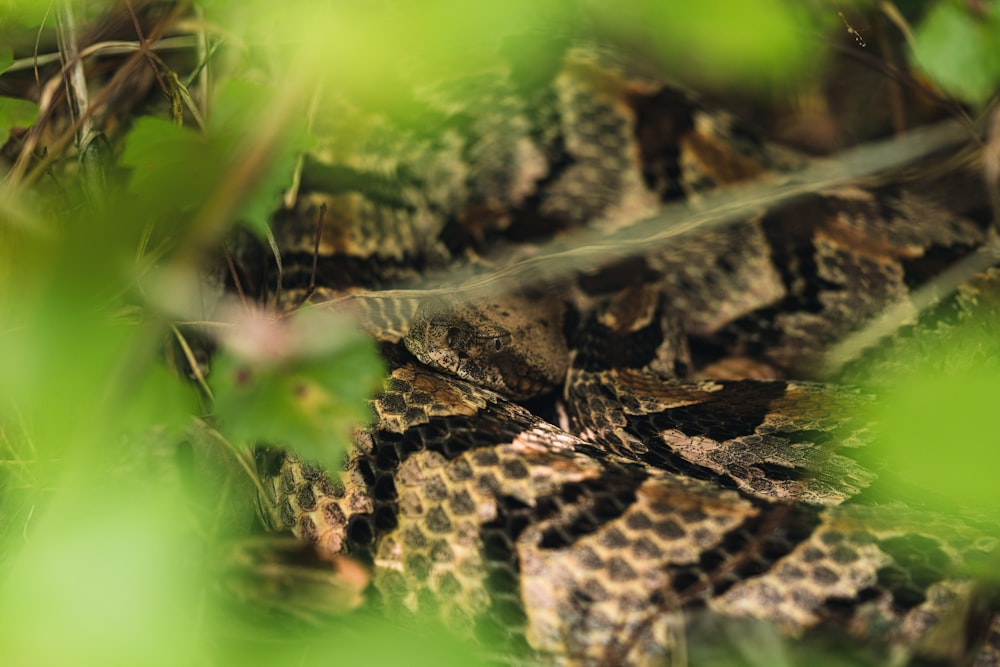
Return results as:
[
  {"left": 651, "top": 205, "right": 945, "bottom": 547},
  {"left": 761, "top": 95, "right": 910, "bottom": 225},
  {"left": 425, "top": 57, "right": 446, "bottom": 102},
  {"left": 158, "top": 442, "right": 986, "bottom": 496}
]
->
[
  {"left": 445, "top": 326, "right": 463, "bottom": 349},
  {"left": 493, "top": 338, "right": 503, "bottom": 352}
]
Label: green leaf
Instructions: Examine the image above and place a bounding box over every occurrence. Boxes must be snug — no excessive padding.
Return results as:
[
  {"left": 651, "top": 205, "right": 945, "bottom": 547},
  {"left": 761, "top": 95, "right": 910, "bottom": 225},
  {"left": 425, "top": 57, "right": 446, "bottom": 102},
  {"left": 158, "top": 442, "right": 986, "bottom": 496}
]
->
[
  {"left": 587, "top": 0, "right": 821, "bottom": 89},
  {"left": 210, "top": 309, "right": 383, "bottom": 468},
  {"left": 0, "top": 481, "right": 205, "bottom": 667},
  {"left": 0, "top": 49, "right": 38, "bottom": 128},
  {"left": 864, "top": 322, "right": 1000, "bottom": 518},
  {"left": 120, "top": 116, "right": 226, "bottom": 215},
  {"left": 120, "top": 361, "right": 202, "bottom": 435},
  {"left": 912, "top": 2, "right": 1000, "bottom": 107},
  {"left": 0, "top": 2, "right": 51, "bottom": 31},
  {"left": 120, "top": 81, "right": 309, "bottom": 238},
  {"left": 209, "top": 78, "right": 311, "bottom": 236},
  {"left": 0, "top": 98, "right": 38, "bottom": 129}
]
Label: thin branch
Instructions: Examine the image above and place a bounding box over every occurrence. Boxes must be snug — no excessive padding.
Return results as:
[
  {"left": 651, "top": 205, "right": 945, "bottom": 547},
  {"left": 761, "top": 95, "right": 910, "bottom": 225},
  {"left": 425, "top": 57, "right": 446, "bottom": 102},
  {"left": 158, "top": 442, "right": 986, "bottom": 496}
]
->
[
  {"left": 171, "top": 325, "right": 214, "bottom": 399},
  {"left": 124, "top": 0, "right": 170, "bottom": 101},
  {"left": 1, "top": 36, "right": 199, "bottom": 75},
  {"left": 308, "top": 116, "right": 981, "bottom": 316},
  {"left": 31, "top": 4, "right": 53, "bottom": 95},
  {"left": 7, "top": 1, "right": 189, "bottom": 188},
  {"left": 822, "top": 234, "right": 1000, "bottom": 375},
  {"left": 874, "top": 9, "right": 907, "bottom": 135},
  {"left": 53, "top": 0, "right": 92, "bottom": 148}
]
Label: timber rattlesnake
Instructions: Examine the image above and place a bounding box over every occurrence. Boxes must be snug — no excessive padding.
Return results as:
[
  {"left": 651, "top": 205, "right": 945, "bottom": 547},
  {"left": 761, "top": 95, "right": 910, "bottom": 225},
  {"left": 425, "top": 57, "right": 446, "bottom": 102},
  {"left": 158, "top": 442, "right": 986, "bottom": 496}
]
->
[{"left": 226, "top": 43, "right": 1000, "bottom": 666}]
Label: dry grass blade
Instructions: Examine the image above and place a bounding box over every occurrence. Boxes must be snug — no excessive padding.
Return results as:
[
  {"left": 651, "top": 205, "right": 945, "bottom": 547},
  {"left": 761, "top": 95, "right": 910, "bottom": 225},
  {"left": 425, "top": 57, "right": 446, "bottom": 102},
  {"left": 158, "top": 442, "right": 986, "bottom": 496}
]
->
[
  {"left": 53, "top": 0, "right": 92, "bottom": 147},
  {"left": 822, "top": 233, "right": 1000, "bottom": 376},
  {"left": 312, "top": 117, "right": 983, "bottom": 331}
]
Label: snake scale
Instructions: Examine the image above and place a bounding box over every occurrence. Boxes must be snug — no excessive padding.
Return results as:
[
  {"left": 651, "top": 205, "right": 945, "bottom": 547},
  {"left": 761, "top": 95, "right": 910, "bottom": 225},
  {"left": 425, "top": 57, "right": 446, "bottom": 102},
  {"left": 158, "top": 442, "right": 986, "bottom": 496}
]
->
[{"left": 227, "top": 42, "right": 1000, "bottom": 666}]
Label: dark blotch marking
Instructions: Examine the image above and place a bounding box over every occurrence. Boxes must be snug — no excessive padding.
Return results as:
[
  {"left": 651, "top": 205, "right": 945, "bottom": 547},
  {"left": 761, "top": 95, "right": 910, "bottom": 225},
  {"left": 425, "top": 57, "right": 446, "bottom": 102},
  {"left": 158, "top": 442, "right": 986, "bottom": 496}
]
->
[
  {"left": 577, "top": 546, "right": 605, "bottom": 570},
  {"left": 636, "top": 380, "right": 788, "bottom": 442},
  {"left": 379, "top": 393, "right": 407, "bottom": 415},
  {"left": 409, "top": 391, "right": 433, "bottom": 406},
  {"left": 674, "top": 503, "right": 821, "bottom": 602},
  {"left": 446, "top": 459, "right": 474, "bottom": 481},
  {"left": 346, "top": 515, "right": 374, "bottom": 547},
  {"left": 538, "top": 472, "right": 645, "bottom": 549},
  {"left": 625, "top": 511, "right": 653, "bottom": 530},
  {"left": 401, "top": 525, "right": 427, "bottom": 549},
  {"left": 876, "top": 534, "right": 951, "bottom": 611},
  {"left": 406, "top": 553, "right": 431, "bottom": 579},
  {"left": 425, "top": 476, "right": 450, "bottom": 501},
  {"left": 298, "top": 515, "right": 318, "bottom": 542},
  {"left": 812, "top": 565, "right": 840, "bottom": 585},
  {"left": 430, "top": 539, "right": 454, "bottom": 562},
  {"left": 830, "top": 545, "right": 860, "bottom": 564},
  {"left": 600, "top": 527, "right": 629, "bottom": 549},
  {"left": 820, "top": 530, "right": 844, "bottom": 545},
  {"left": 436, "top": 571, "right": 463, "bottom": 596},
  {"left": 653, "top": 519, "right": 686, "bottom": 540},
  {"left": 608, "top": 556, "right": 638, "bottom": 582},
  {"left": 426, "top": 507, "right": 453, "bottom": 533},
  {"left": 631, "top": 537, "right": 663, "bottom": 560},
  {"left": 449, "top": 490, "right": 476, "bottom": 515},
  {"left": 323, "top": 502, "right": 346, "bottom": 527},
  {"left": 296, "top": 484, "right": 317, "bottom": 512},
  {"left": 279, "top": 498, "right": 295, "bottom": 529},
  {"left": 502, "top": 458, "right": 530, "bottom": 479}
]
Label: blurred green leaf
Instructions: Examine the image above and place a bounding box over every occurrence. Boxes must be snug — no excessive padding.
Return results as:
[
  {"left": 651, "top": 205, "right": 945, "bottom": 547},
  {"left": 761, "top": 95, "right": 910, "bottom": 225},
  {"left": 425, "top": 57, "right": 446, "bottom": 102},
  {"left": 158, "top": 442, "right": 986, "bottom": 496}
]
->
[
  {"left": 215, "top": 612, "right": 488, "bottom": 667},
  {"left": 120, "top": 116, "right": 222, "bottom": 214},
  {"left": 211, "top": 309, "right": 383, "bottom": 469},
  {"left": 120, "top": 358, "right": 201, "bottom": 434},
  {"left": 865, "top": 323, "right": 1000, "bottom": 517},
  {"left": 0, "top": 96, "right": 38, "bottom": 128},
  {"left": 120, "top": 80, "right": 308, "bottom": 238},
  {"left": 209, "top": 78, "right": 311, "bottom": 235},
  {"left": 0, "top": 481, "right": 204, "bottom": 667},
  {"left": 912, "top": 1, "right": 1000, "bottom": 106},
  {"left": 0, "top": 1, "right": 51, "bottom": 31},
  {"left": 587, "top": 0, "right": 823, "bottom": 88}
]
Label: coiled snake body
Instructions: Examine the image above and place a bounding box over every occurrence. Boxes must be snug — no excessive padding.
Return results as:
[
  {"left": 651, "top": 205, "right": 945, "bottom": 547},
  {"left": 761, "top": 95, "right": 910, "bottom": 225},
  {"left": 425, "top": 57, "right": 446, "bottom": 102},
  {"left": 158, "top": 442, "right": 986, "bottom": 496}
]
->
[{"left": 241, "top": 45, "right": 1000, "bottom": 666}]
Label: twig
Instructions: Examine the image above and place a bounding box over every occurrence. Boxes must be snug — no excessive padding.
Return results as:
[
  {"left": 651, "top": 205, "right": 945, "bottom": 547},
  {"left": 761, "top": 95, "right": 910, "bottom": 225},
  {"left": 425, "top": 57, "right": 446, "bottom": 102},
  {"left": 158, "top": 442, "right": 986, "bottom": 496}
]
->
[
  {"left": 290, "top": 116, "right": 987, "bottom": 356},
  {"left": 822, "top": 234, "right": 1000, "bottom": 375},
  {"left": 124, "top": 0, "right": 170, "bottom": 101},
  {"left": 6, "top": 1, "right": 189, "bottom": 188},
  {"left": 31, "top": 4, "right": 53, "bottom": 95},
  {"left": 171, "top": 324, "right": 215, "bottom": 399},
  {"left": 316, "top": 116, "right": 981, "bottom": 308},
  {"left": 53, "top": 0, "right": 92, "bottom": 148},
  {"left": 1, "top": 36, "right": 199, "bottom": 75},
  {"left": 983, "top": 105, "right": 1000, "bottom": 227},
  {"left": 874, "top": 7, "right": 907, "bottom": 135}
]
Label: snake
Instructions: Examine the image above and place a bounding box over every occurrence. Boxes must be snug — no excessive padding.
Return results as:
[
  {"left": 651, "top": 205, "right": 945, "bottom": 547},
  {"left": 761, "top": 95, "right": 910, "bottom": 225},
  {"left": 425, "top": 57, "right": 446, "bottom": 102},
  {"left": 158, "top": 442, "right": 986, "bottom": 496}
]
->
[{"left": 228, "top": 43, "right": 1000, "bottom": 666}]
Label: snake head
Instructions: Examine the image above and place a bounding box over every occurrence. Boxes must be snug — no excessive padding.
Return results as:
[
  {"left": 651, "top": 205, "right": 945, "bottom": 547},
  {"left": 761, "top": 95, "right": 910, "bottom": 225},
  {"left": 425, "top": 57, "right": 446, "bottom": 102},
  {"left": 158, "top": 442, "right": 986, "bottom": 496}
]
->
[{"left": 403, "top": 294, "right": 568, "bottom": 399}]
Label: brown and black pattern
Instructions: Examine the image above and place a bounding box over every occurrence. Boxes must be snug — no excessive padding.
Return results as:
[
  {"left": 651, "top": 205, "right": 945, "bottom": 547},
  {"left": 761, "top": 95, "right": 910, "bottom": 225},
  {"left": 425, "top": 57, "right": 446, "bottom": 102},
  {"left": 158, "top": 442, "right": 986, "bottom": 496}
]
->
[{"left": 245, "top": 37, "right": 1000, "bottom": 667}]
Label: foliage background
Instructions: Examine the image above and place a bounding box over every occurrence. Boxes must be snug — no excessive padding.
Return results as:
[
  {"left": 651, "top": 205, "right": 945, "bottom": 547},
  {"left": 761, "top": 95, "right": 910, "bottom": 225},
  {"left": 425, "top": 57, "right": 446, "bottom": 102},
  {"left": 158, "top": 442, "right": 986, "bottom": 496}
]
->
[{"left": 0, "top": 0, "right": 997, "bottom": 665}]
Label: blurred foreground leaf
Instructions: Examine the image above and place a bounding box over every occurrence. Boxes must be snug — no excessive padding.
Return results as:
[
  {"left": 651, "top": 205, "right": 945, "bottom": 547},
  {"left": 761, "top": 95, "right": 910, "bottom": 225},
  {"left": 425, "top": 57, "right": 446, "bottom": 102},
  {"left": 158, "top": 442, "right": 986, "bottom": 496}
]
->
[
  {"left": 864, "top": 322, "right": 1000, "bottom": 518},
  {"left": 911, "top": 1, "right": 1000, "bottom": 107},
  {"left": 211, "top": 307, "right": 383, "bottom": 469},
  {"left": 120, "top": 79, "right": 309, "bottom": 238},
  {"left": 0, "top": 481, "right": 204, "bottom": 667},
  {"left": 0, "top": 51, "right": 38, "bottom": 127},
  {"left": 0, "top": 96, "right": 38, "bottom": 127},
  {"left": 586, "top": 0, "right": 822, "bottom": 88}
]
